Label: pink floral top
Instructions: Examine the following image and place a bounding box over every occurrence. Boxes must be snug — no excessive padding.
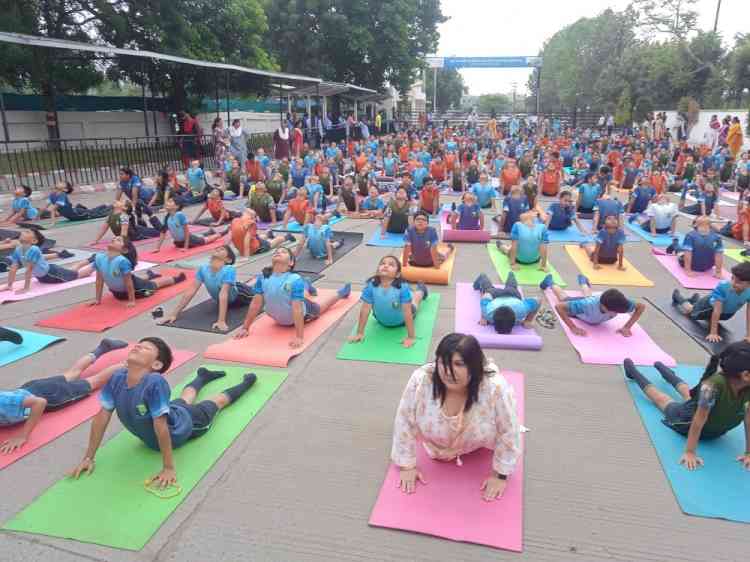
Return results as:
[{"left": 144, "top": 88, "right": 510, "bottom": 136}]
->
[{"left": 390, "top": 361, "right": 521, "bottom": 475}]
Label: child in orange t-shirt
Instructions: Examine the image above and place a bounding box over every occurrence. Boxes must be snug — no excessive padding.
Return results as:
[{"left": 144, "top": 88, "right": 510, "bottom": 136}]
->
[
  {"left": 419, "top": 177, "right": 441, "bottom": 216},
  {"left": 193, "top": 188, "right": 239, "bottom": 226},
  {"left": 354, "top": 152, "right": 367, "bottom": 173},
  {"left": 539, "top": 162, "right": 561, "bottom": 197},
  {"left": 398, "top": 144, "right": 409, "bottom": 162},
  {"left": 429, "top": 157, "right": 446, "bottom": 183},
  {"left": 231, "top": 209, "right": 292, "bottom": 257},
  {"left": 727, "top": 206, "right": 750, "bottom": 245},
  {"left": 282, "top": 187, "right": 313, "bottom": 229},
  {"left": 501, "top": 161, "right": 522, "bottom": 195}
]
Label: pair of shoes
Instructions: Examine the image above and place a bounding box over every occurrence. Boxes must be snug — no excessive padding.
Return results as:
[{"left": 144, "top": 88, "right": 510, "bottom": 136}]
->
[
  {"left": 56, "top": 249, "right": 74, "bottom": 259},
  {"left": 535, "top": 309, "right": 557, "bottom": 329}
]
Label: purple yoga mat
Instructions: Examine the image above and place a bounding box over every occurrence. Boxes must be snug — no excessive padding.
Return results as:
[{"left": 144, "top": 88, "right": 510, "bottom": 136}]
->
[
  {"left": 455, "top": 283, "right": 543, "bottom": 350},
  {"left": 545, "top": 288, "right": 676, "bottom": 366},
  {"left": 651, "top": 248, "right": 729, "bottom": 290}
]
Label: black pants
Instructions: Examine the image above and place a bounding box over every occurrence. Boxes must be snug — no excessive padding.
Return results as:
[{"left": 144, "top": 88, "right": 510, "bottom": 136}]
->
[
  {"left": 59, "top": 204, "right": 112, "bottom": 221},
  {"left": 475, "top": 272, "right": 523, "bottom": 300}
]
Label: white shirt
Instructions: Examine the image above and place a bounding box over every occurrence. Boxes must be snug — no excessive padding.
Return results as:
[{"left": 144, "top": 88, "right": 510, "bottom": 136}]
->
[{"left": 646, "top": 202, "right": 678, "bottom": 229}]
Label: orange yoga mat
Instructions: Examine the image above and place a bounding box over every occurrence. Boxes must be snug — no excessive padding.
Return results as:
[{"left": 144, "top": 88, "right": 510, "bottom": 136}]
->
[{"left": 401, "top": 245, "right": 455, "bottom": 285}]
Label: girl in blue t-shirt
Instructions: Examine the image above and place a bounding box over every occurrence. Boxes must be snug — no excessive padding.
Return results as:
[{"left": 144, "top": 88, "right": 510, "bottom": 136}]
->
[
  {"left": 154, "top": 199, "right": 225, "bottom": 252},
  {"left": 496, "top": 210, "right": 549, "bottom": 271},
  {"left": 296, "top": 214, "right": 344, "bottom": 266},
  {"left": 348, "top": 255, "right": 428, "bottom": 348},
  {"left": 42, "top": 181, "right": 111, "bottom": 226},
  {"left": 450, "top": 191, "right": 484, "bottom": 231},
  {"left": 160, "top": 245, "right": 251, "bottom": 331},
  {"left": 234, "top": 247, "right": 351, "bottom": 348},
  {"left": 4, "top": 185, "right": 38, "bottom": 224}
]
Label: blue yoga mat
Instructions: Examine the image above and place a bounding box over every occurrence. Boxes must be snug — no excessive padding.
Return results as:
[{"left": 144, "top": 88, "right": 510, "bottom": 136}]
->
[
  {"left": 282, "top": 215, "right": 345, "bottom": 233},
  {"left": 624, "top": 221, "right": 684, "bottom": 246},
  {"left": 624, "top": 364, "right": 750, "bottom": 523},
  {"left": 0, "top": 328, "right": 65, "bottom": 368},
  {"left": 366, "top": 230, "right": 406, "bottom": 247},
  {"left": 546, "top": 225, "right": 592, "bottom": 244},
  {"left": 578, "top": 219, "right": 641, "bottom": 243}
]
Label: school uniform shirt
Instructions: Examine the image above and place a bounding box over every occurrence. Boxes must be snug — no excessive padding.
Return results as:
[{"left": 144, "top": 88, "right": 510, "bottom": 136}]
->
[
  {"left": 596, "top": 228, "right": 626, "bottom": 260},
  {"left": 361, "top": 280, "right": 412, "bottom": 327},
  {"left": 419, "top": 186, "right": 440, "bottom": 213},
  {"left": 456, "top": 203, "right": 481, "bottom": 230},
  {"left": 566, "top": 293, "right": 635, "bottom": 325},
  {"left": 165, "top": 211, "right": 189, "bottom": 242},
  {"left": 186, "top": 167, "right": 206, "bottom": 191},
  {"left": 481, "top": 295, "right": 539, "bottom": 324},
  {"left": 419, "top": 151, "right": 432, "bottom": 167},
  {"left": 471, "top": 183, "right": 498, "bottom": 208},
  {"left": 391, "top": 361, "right": 521, "bottom": 476},
  {"left": 511, "top": 222, "right": 549, "bottom": 263},
  {"left": 361, "top": 197, "right": 385, "bottom": 212},
  {"left": 629, "top": 186, "right": 656, "bottom": 214},
  {"left": 303, "top": 223, "right": 332, "bottom": 259},
  {"left": 99, "top": 369, "right": 193, "bottom": 451},
  {"left": 249, "top": 193, "right": 276, "bottom": 222},
  {"left": 682, "top": 230, "right": 722, "bottom": 272},
  {"left": 12, "top": 197, "right": 38, "bottom": 219},
  {"left": 11, "top": 245, "right": 49, "bottom": 278},
  {"left": 621, "top": 167, "right": 640, "bottom": 189},
  {"left": 92, "top": 252, "right": 133, "bottom": 293},
  {"left": 0, "top": 389, "right": 33, "bottom": 425},
  {"left": 404, "top": 226, "right": 439, "bottom": 267},
  {"left": 120, "top": 175, "right": 154, "bottom": 202},
  {"left": 289, "top": 166, "right": 309, "bottom": 188},
  {"left": 412, "top": 167, "right": 428, "bottom": 189},
  {"left": 709, "top": 281, "right": 750, "bottom": 316},
  {"left": 502, "top": 196, "right": 529, "bottom": 229},
  {"left": 197, "top": 264, "right": 239, "bottom": 303},
  {"left": 253, "top": 271, "right": 307, "bottom": 325},
  {"left": 546, "top": 202, "right": 575, "bottom": 230},
  {"left": 593, "top": 198, "right": 623, "bottom": 226},
  {"left": 645, "top": 202, "right": 678, "bottom": 230},
  {"left": 48, "top": 191, "right": 71, "bottom": 211}
]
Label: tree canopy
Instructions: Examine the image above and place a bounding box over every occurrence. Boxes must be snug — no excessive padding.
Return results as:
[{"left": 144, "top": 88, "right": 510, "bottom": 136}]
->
[{"left": 424, "top": 68, "right": 466, "bottom": 112}]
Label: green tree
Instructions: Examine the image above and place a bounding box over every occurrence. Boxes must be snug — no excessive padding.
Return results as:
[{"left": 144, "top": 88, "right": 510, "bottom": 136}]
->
[
  {"left": 424, "top": 68, "right": 467, "bottom": 112},
  {"left": 728, "top": 34, "right": 750, "bottom": 106},
  {"left": 614, "top": 86, "right": 632, "bottom": 126},
  {"left": 478, "top": 94, "right": 512, "bottom": 115}
]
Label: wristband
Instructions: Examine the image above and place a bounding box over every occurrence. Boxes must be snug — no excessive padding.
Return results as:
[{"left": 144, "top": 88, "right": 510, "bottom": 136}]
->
[{"left": 495, "top": 472, "right": 507, "bottom": 480}]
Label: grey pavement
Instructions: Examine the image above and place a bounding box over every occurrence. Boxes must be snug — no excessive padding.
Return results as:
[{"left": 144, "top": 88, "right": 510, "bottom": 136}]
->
[{"left": 0, "top": 189, "right": 747, "bottom": 562}]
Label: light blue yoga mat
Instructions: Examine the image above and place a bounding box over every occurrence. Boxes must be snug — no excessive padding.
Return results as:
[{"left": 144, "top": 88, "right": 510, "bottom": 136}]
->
[
  {"left": 578, "top": 219, "right": 641, "bottom": 243},
  {"left": 282, "top": 215, "right": 345, "bottom": 233},
  {"left": 545, "top": 225, "right": 592, "bottom": 244},
  {"left": 624, "top": 364, "right": 750, "bottom": 523},
  {"left": 624, "top": 221, "right": 684, "bottom": 247},
  {"left": 366, "top": 230, "right": 405, "bottom": 247},
  {"left": 0, "top": 328, "right": 65, "bottom": 368}
]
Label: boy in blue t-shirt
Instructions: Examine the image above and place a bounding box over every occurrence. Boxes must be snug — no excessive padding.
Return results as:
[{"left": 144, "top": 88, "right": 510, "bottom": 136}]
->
[
  {"left": 4, "top": 185, "right": 39, "bottom": 224},
  {"left": 186, "top": 160, "right": 207, "bottom": 195},
  {"left": 668, "top": 215, "right": 723, "bottom": 277},
  {"left": 470, "top": 172, "right": 498, "bottom": 209},
  {"left": 592, "top": 185, "right": 624, "bottom": 230},
  {"left": 497, "top": 210, "right": 549, "bottom": 271},
  {"left": 581, "top": 215, "right": 627, "bottom": 269},
  {"left": 627, "top": 178, "right": 656, "bottom": 215},
  {"left": 673, "top": 261, "right": 750, "bottom": 343},
  {"left": 544, "top": 190, "right": 586, "bottom": 233},
  {"left": 450, "top": 191, "right": 484, "bottom": 230},
  {"left": 69, "top": 337, "right": 258, "bottom": 488},
  {"left": 297, "top": 215, "right": 343, "bottom": 265},
  {"left": 403, "top": 211, "right": 453, "bottom": 269},
  {"left": 473, "top": 271, "right": 539, "bottom": 334},
  {"left": 577, "top": 175, "right": 601, "bottom": 214},
  {"left": 494, "top": 185, "right": 529, "bottom": 234}
]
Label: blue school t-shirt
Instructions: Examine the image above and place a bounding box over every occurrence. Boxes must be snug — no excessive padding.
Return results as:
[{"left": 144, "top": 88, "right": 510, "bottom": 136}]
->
[
  {"left": 481, "top": 296, "right": 539, "bottom": 325},
  {"left": 456, "top": 203, "right": 481, "bottom": 230},
  {"left": 197, "top": 264, "right": 238, "bottom": 302},
  {"left": 99, "top": 369, "right": 193, "bottom": 451},
  {"left": 11, "top": 245, "right": 49, "bottom": 278},
  {"left": 48, "top": 191, "right": 70, "bottom": 210},
  {"left": 630, "top": 186, "right": 656, "bottom": 214},
  {"left": 404, "top": 226, "right": 439, "bottom": 267},
  {"left": 12, "top": 197, "right": 38, "bottom": 219},
  {"left": 412, "top": 167, "right": 428, "bottom": 189},
  {"left": 120, "top": 175, "right": 153, "bottom": 202},
  {"left": 186, "top": 167, "right": 205, "bottom": 191},
  {"left": 594, "top": 198, "right": 623, "bottom": 227},
  {"left": 566, "top": 294, "right": 635, "bottom": 325},
  {"left": 290, "top": 166, "right": 309, "bottom": 188},
  {"left": 502, "top": 196, "right": 529, "bottom": 228},
  {"left": 547, "top": 202, "right": 575, "bottom": 230},
  {"left": 0, "top": 389, "right": 33, "bottom": 426},
  {"left": 361, "top": 280, "right": 412, "bottom": 327},
  {"left": 303, "top": 154, "right": 317, "bottom": 170},
  {"left": 93, "top": 252, "right": 133, "bottom": 293},
  {"left": 596, "top": 229, "right": 626, "bottom": 260},
  {"left": 471, "top": 183, "right": 497, "bottom": 208},
  {"left": 384, "top": 157, "right": 397, "bottom": 176},
  {"left": 253, "top": 271, "right": 306, "bottom": 326},
  {"left": 361, "top": 197, "right": 385, "bottom": 211},
  {"left": 709, "top": 281, "right": 750, "bottom": 316},
  {"left": 419, "top": 151, "right": 432, "bottom": 167},
  {"left": 303, "top": 223, "right": 332, "bottom": 259},
  {"left": 621, "top": 168, "right": 640, "bottom": 189},
  {"left": 306, "top": 183, "right": 324, "bottom": 206},
  {"left": 165, "top": 211, "right": 189, "bottom": 242},
  {"left": 511, "top": 222, "right": 549, "bottom": 263},
  {"left": 682, "top": 230, "right": 722, "bottom": 272}
]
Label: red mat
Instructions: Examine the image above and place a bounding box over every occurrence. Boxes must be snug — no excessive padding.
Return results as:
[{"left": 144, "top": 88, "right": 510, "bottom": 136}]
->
[
  {"left": 138, "top": 235, "right": 228, "bottom": 264},
  {"left": 0, "top": 345, "right": 196, "bottom": 470},
  {"left": 36, "top": 269, "right": 194, "bottom": 332}
]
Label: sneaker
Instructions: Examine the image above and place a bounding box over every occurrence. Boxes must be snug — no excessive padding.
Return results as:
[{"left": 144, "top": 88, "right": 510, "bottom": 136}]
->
[
  {"left": 539, "top": 273, "right": 554, "bottom": 291},
  {"left": 146, "top": 269, "right": 161, "bottom": 280},
  {"left": 665, "top": 237, "right": 679, "bottom": 255},
  {"left": 285, "top": 233, "right": 296, "bottom": 243},
  {"left": 672, "top": 289, "right": 685, "bottom": 306},
  {"left": 57, "top": 249, "right": 74, "bottom": 259},
  {"left": 417, "top": 282, "right": 429, "bottom": 300},
  {"left": 576, "top": 274, "right": 590, "bottom": 287},
  {"left": 337, "top": 283, "right": 352, "bottom": 299},
  {"left": 266, "top": 230, "right": 276, "bottom": 240}
]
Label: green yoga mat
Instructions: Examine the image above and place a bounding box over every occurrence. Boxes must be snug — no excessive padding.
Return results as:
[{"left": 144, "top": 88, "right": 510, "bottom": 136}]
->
[
  {"left": 487, "top": 243, "right": 566, "bottom": 287},
  {"left": 337, "top": 293, "right": 441, "bottom": 365},
  {"left": 724, "top": 248, "right": 749, "bottom": 263},
  {"left": 4, "top": 366, "right": 287, "bottom": 551}
]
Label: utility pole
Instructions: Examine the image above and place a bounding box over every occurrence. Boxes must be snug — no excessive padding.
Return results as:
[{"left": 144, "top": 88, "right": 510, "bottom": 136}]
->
[
  {"left": 433, "top": 67, "right": 438, "bottom": 115},
  {"left": 713, "top": 0, "right": 722, "bottom": 33},
  {"left": 511, "top": 81, "right": 517, "bottom": 115}
]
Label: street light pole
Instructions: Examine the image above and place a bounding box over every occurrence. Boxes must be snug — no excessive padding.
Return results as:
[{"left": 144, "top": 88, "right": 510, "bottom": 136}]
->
[{"left": 713, "top": 0, "right": 722, "bottom": 33}]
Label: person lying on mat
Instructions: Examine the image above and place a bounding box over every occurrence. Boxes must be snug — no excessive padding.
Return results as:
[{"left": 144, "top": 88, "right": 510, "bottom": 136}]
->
[
  {"left": 295, "top": 214, "right": 344, "bottom": 266},
  {"left": 580, "top": 214, "right": 627, "bottom": 270},
  {"left": 473, "top": 272, "right": 539, "bottom": 333},
  {"left": 0, "top": 326, "right": 23, "bottom": 345},
  {"left": 543, "top": 190, "right": 587, "bottom": 234},
  {"left": 402, "top": 211, "right": 453, "bottom": 270},
  {"left": 3, "top": 185, "right": 38, "bottom": 225},
  {"left": 381, "top": 187, "right": 412, "bottom": 237},
  {"left": 153, "top": 199, "right": 225, "bottom": 253},
  {"left": 4, "top": 229, "right": 94, "bottom": 294},
  {"left": 449, "top": 191, "right": 484, "bottom": 231},
  {"left": 281, "top": 186, "right": 312, "bottom": 230},
  {"left": 592, "top": 183, "right": 624, "bottom": 230},
  {"left": 234, "top": 247, "right": 351, "bottom": 347},
  {"left": 419, "top": 177, "right": 441, "bottom": 217},
  {"left": 230, "top": 209, "right": 293, "bottom": 258},
  {"left": 496, "top": 210, "right": 549, "bottom": 272},
  {"left": 626, "top": 176, "right": 657, "bottom": 215},
  {"left": 159, "top": 245, "right": 255, "bottom": 332},
  {"left": 666, "top": 216, "right": 724, "bottom": 278},
  {"left": 348, "top": 255, "right": 428, "bottom": 348},
  {"left": 672, "top": 262, "right": 750, "bottom": 343},
  {"left": 92, "top": 200, "right": 161, "bottom": 245},
  {"left": 248, "top": 182, "right": 278, "bottom": 224},
  {"left": 90, "top": 236, "right": 186, "bottom": 307},
  {"left": 624, "top": 341, "right": 750, "bottom": 471},
  {"left": 391, "top": 333, "right": 521, "bottom": 500},
  {"left": 0, "top": 338, "right": 128, "bottom": 454},
  {"left": 41, "top": 182, "right": 111, "bottom": 226},
  {"left": 192, "top": 188, "right": 239, "bottom": 227},
  {"left": 69, "top": 338, "right": 258, "bottom": 488},
  {"left": 542, "top": 273, "right": 644, "bottom": 337},
  {"left": 629, "top": 193, "right": 678, "bottom": 236}
]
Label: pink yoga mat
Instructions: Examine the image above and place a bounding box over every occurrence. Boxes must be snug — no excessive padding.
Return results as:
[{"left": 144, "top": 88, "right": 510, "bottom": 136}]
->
[
  {"left": 369, "top": 371, "right": 525, "bottom": 552},
  {"left": 204, "top": 289, "right": 360, "bottom": 367},
  {"left": 0, "top": 261, "right": 155, "bottom": 304},
  {"left": 87, "top": 226, "right": 210, "bottom": 251},
  {"left": 36, "top": 269, "right": 194, "bottom": 332},
  {"left": 0, "top": 345, "right": 195, "bottom": 470},
  {"left": 545, "top": 289, "right": 676, "bottom": 366},
  {"left": 651, "top": 248, "right": 729, "bottom": 290},
  {"left": 721, "top": 190, "right": 740, "bottom": 201},
  {"left": 454, "top": 283, "right": 542, "bottom": 350},
  {"left": 440, "top": 212, "right": 491, "bottom": 242},
  {"left": 138, "top": 235, "right": 228, "bottom": 264}
]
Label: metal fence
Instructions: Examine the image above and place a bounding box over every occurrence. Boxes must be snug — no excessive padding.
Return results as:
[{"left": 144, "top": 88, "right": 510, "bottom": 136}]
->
[{"left": 0, "top": 132, "right": 274, "bottom": 191}]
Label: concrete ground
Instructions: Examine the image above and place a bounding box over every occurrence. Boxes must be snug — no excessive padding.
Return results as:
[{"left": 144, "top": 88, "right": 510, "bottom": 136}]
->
[{"left": 0, "top": 189, "right": 747, "bottom": 562}]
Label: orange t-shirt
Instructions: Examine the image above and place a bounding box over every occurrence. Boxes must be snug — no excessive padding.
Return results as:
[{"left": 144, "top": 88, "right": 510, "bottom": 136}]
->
[
  {"left": 444, "top": 153, "right": 456, "bottom": 170},
  {"left": 245, "top": 160, "right": 264, "bottom": 181},
  {"left": 399, "top": 145, "right": 409, "bottom": 162},
  {"left": 732, "top": 208, "right": 750, "bottom": 240},
  {"left": 355, "top": 154, "right": 367, "bottom": 172},
  {"left": 231, "top": 216, "right": 260, "bottom": 256},
  {"left": 288, "top": 198, "right": 311, "bottom": 224},
  {"left": 501, "top": 168, "right": 521, "bottom": 193},
  {"left": 430, "top": 162, "right": 446, "bottom": 182},
  {"left": 420, "top": 186, "right": 439, "bottom": 213},
  {"left": 207, "top": 198, "right": 225, "bottom": 221},
  {"left": 612, "top": 163, "right": 624, "bottom": 183},
  {"left": 541, "top": 170, "right": 560, "bottom": 196}
]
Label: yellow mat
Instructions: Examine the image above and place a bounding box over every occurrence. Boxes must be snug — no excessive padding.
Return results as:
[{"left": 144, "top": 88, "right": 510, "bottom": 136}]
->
[{"left": 564, "top": 245, "right": 654, "bottom": 287}]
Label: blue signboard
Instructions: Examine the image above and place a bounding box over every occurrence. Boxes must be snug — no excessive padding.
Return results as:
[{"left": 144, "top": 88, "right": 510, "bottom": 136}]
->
[{"left": 442, "top": 56, "right": 541, "bottom": 69}]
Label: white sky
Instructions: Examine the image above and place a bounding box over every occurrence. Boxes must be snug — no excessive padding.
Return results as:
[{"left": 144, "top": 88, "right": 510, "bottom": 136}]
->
[{"left": 436, "top": 0, "right": 749, "bottom": 96}]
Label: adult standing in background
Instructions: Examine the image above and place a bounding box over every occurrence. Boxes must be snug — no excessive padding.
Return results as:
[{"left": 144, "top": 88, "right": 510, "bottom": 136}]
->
[
  {"left": 228, "top": 119, "right": 248, "bottom": 170},
  {"left": 719, "top": 116, "right": 731, "bottom": 147},
  {"left": 273, "top": 122, "right": 291, "bottom": 161},
  {"left": 211, "top": 117, "right": 230, "bottom": 181},
  {"left": 292, "top": 120, "right": 304, "bottom": 158},
  {"left": 606, "top": 114, "right": 614, "bottom": 136},
  {"left": 654, "top": 113, "right": 665, "bottom": 142},
  {"left": 375, "top": 111, "right": 382, "bottom": 135},
  {"left": 179, "top": 111, "right": 197, "bottom": 169},
  {"left": 708, "top": 114, "right": 721, "bottom": 150},
  {"left": 727, "top": 116, "right": 744, "bottom": 158}
]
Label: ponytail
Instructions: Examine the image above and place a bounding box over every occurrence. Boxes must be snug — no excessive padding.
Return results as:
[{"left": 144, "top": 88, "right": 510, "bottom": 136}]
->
[{"left": 690, "top": 341, "right": 750, "bottom": 398}]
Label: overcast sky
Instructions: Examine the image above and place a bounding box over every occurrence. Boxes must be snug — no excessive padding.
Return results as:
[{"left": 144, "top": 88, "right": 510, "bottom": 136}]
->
[{"left": 436, "top": 0, "right": 748, "bottom": 96}]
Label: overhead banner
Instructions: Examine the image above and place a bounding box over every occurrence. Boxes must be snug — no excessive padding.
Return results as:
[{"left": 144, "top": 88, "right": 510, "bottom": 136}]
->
[{"left": 426, "top": 56, "right": 541, "bottom": 69}]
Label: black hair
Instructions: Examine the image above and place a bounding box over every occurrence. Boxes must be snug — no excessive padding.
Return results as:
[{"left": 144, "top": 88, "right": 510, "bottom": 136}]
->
[
  {"left": 600, "top": 289, "right": 632, "bottom": 313},
  {"left": 560, "top": 190, "right": 572, "bottom": 199},
  {"left": 690, "top": 340, "right": 750, "bottom": 399},
  {"left": 120, "top": 167, "right": 133, "bottom": 178},
  {"left": 221, "top": 244, "right": 236, "bottom": 265},
  {"left": 413, "top": 210, "right": 430, "bottom": 221},
  {"left": 731, "top": 261, "right": 750, "bottom": 283},
  {"left": 26, "top": 227, "right": 45, "bottom": 247},
  {"left": 431, "top": 333, "right": 489, "bottom": 412},
  {"left": 139, "top": 337, "right": 173, "bottom": 373},
  {"left": 262, "top": 246, "right": 295, "bottom": 278},
  {"left": 63, "top": 181, "right": 74, "bottom": 194},
  {"left": 600, "top": 165, "right": 611, "bottom": 175},
  {"left": 368, "top": 255, "right": 403, "bottom": 288},
  {"left": 21, "top": 184, "right": 32, "bottom": 197},
  {"left": 492, "top": 306, "right": 516, "bottom": 334},
  {"left": 122, "top": 238, "right": 138, "bottom": 268}
]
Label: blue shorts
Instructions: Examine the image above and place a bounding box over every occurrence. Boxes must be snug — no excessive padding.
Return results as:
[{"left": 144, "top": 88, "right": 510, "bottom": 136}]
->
[
  {"left": 303, "top": 298, "right": 321, "bottom": 322},
  {"left": 228, "top": 282, "right": 255, "bottom": 307},
  {"left": 37, "top": 263, "right": 78, "bottom": 284},
  {"left": 21, "top": 375, "right": 91, "bottom": 410},
  {"left": 171, "top": 399, "right": 219, "bottom": 440},
  {"left": 110, "top": 275, "right": 158, "bottom": 300}
]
